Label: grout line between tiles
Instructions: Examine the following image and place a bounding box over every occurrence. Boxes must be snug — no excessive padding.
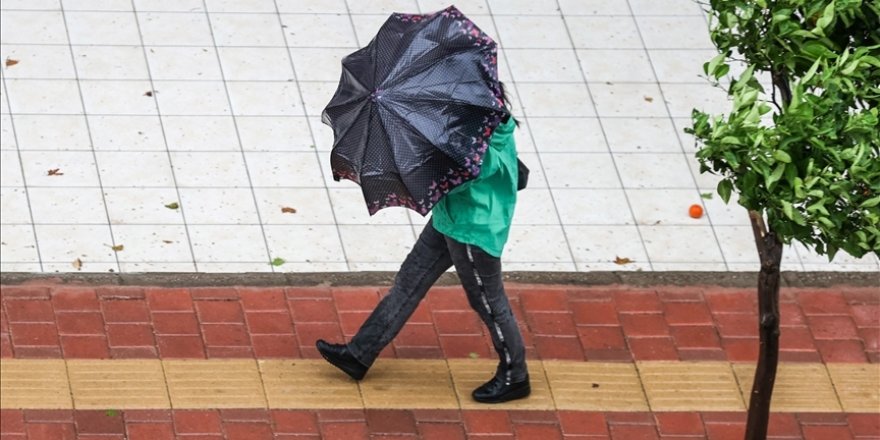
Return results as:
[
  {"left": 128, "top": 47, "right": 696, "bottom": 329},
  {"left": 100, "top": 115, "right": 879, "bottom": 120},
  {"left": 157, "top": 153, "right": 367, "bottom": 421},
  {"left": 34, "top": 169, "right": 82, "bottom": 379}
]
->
[
  {"left": 197, "top": 0, "right": 275, "bottom": 271},
  {"left": 57, "top": 2, "right": 122, "bottom": 273},
  {"left": 552, "top": 0, "right": 654, "bottom": 272},
  {"left": 484, "top": 4, "right": 579, "bottom": 271},
  {"left": 128, "top": 0, "right": 201, "bottom": 272},
  {"left": 0, "top": 76, "right": 45, "bottom": 272},
  {"left": 624, "top": 0, "right": 731, "bottom": 272},
  {"left": 276, "top": 0, "right": 352, "bottom": 271}
]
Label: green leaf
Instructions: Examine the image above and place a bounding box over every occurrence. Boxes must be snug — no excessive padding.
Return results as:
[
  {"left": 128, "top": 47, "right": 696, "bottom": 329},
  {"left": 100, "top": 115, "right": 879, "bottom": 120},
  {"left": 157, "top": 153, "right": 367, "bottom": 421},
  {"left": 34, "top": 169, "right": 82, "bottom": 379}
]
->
[
  {"left": 164, "top": 202, "right": 179, "bottom": 210},
  {"left": 105, "top": 409, "right": 118, "bottom": 417},
  {"left": 717, "top": 180, "right": 733, "bottom": 203},
  {"left": 767, "top": 163, "right": 786, "bottom": 189},
  {"left": 802, "top": 59, "right": 821, "bottom": 83},
  {"left": 701, "top": 192, "right": 714, "bottom": 200},
  {"left": 270, "top": 257, "right": 285, "bottom": 266},
  {"left": 773, "top": 150, "right": 792, "bottom": 163},
  {"left": 860, "top": 196, "right": 880, "bottom": 209}
]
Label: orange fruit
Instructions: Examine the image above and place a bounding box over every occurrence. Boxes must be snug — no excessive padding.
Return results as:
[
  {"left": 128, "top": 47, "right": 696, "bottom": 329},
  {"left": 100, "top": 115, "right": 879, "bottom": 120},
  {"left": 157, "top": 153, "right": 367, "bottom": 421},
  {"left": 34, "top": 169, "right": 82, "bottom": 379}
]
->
[{"left": 689, "top": 204, "right": 704, "bottom": 219}]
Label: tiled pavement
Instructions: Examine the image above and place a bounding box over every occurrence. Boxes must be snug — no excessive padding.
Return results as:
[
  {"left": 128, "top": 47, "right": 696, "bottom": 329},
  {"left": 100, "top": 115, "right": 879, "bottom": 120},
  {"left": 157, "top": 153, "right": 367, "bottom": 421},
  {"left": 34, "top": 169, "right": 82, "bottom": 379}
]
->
[
  {"left": 2, "top": 0, "right": 879, "bottom": 273},
  {"left": 1, "top": 282, "right": 878, "bottom": 438}
]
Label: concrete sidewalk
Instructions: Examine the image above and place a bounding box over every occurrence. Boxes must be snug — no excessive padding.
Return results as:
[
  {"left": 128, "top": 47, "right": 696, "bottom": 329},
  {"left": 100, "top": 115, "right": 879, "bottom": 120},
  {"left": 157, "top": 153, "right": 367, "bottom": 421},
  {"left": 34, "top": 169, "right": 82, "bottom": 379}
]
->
[{"left": 1, "top": 279, "right": 877, "bottom": 438}]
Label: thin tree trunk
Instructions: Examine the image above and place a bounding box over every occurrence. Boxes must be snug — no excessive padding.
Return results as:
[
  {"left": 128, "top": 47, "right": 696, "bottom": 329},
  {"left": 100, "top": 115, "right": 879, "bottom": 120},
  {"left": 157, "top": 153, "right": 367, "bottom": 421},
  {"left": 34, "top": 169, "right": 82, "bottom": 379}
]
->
[{"left": 744, "top": 210, "right": 784, "bottom": 440}]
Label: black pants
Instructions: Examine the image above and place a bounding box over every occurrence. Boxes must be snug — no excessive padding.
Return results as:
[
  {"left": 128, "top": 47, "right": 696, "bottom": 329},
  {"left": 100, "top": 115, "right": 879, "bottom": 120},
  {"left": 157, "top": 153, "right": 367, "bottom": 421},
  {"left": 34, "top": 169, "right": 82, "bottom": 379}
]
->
[{"left": 348, "top": 219, "right": 528, "bottom": 382}]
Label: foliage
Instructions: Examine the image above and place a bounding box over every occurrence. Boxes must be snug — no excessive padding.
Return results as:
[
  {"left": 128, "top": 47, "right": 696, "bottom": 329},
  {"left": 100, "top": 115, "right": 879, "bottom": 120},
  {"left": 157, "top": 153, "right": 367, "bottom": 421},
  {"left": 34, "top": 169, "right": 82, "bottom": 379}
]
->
[{"left": 689, "top": 0, "right": 880, "bottom": 259}]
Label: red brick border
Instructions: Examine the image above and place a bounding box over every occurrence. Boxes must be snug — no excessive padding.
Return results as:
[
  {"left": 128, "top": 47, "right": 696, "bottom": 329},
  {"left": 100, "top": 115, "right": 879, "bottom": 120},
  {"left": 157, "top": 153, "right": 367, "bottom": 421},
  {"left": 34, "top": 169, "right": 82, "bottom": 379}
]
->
[
  {"left": 1, "top": 285, "right": 877, "bottom": 362},
  {"left": 0, "top": 409, "right": 876, "bottom": 439}
]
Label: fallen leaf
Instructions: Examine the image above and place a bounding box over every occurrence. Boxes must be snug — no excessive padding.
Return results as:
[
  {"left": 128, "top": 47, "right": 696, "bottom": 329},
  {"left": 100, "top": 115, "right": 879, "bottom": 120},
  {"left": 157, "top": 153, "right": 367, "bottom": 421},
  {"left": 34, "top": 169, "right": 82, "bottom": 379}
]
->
[
  {"left": 110, "top": 244, "right": 124, "bottom": 252},
  {"left": 701, "top": 192, "right": 714, "bottom": 200},
  {"left": 614, "top": 256, "right": 633, "bottom": 265},
  {"left": 468, "top": 352, "right": 479, "bottom": 359},
  {"left": 270, "top": 257, "right": 285, "bottom": 266},
  {"left": 644, "top": 96, "right": 654, "bottom": 102},
  {"left": 72, "top": 258, "right": 82, "bottom": 270},
  {"left": 281, "top": 207, "right": 297, "bottom": 214},
  {"left": 5, "top": 57, "right": 19, "bottom": 67},
  {"left": 591, "top": 383, "right": 600, "bottom": 388},
  {"left": 164, "top": 202, "right": 179, "bottom": 210},
  {"left": 144, "top": 90, "right": 154, "bottom": 97},
  {"left": 47, "top": 168, "right": 63, "bottom": 176},
  {"left": 105, "top": 409, "right": 118, "bottom": 417},
  {"left": 162, "top": 240, "right": 173, "bottom": 244}
]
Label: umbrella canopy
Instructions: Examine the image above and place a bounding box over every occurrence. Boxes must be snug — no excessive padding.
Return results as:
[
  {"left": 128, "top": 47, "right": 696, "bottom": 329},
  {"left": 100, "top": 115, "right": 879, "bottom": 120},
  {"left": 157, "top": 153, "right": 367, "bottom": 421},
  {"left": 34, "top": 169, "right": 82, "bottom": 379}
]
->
[{"left": 322, "top": 6, "right": 509, "bottom": 215}]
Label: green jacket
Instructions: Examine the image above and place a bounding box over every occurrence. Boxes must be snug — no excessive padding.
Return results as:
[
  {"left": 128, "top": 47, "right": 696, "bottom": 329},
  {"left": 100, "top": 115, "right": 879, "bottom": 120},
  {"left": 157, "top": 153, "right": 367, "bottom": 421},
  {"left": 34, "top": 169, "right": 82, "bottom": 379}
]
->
[{"left": 432, "top": 118, "right": 518, "bottom": 257}]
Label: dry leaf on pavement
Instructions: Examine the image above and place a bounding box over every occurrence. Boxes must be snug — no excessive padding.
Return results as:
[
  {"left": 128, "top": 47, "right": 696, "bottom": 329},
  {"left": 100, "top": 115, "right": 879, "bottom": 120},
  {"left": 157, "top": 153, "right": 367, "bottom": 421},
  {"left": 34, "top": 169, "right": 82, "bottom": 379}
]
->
[
  {"left": 5, "top": 58, "right": 19, "bottom": 67},
  {"left": 281, "top": 207, "right": 297, "bottom": 214},
  {"left": 614, "top": 256, "right": 633, "bottom": 265},
  {"left": 72, "top": 258, "right": 82, "bottom": 270},
  {"left": 47, "top": 168, "right": 63, "bottom": 176}
]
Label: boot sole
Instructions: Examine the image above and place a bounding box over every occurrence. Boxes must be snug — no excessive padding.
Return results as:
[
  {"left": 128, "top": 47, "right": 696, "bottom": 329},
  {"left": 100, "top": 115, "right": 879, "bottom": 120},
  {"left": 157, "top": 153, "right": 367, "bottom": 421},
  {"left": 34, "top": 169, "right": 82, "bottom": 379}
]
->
[{"left": 472, "top": 384, "right": 531, "bottom": 404}]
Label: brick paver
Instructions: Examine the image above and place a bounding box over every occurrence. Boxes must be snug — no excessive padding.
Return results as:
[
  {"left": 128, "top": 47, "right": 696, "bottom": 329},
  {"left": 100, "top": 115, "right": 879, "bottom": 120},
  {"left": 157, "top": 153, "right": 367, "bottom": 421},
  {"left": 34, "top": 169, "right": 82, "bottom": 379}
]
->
[{"left": 1, "top": 283, "right": 878, "bottom": 439}]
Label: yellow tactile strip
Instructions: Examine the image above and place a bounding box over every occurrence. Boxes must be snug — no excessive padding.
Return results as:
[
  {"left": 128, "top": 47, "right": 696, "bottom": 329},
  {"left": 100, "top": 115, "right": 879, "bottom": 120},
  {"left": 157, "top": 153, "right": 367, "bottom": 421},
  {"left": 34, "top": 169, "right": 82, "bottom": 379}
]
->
[
  {"left": 0, "top": 358, "right": 877, "bottom": 412},
  {"left": 638, "top": 361, "right": 744, "bottom": 411},
  {"left": 733, "top": 363, "right": 842, "bottom": 412}
]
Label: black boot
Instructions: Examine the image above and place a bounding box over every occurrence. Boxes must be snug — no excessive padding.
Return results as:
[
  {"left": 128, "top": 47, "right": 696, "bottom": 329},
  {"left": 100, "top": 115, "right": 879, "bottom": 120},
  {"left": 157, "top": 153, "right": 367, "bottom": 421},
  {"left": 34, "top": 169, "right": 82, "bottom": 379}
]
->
[
  {"left": 316, "top": 339, "right": 368, "bottom": 381},
  {"left": 472, "top": 374, "right": 530, "bottom": 404}
]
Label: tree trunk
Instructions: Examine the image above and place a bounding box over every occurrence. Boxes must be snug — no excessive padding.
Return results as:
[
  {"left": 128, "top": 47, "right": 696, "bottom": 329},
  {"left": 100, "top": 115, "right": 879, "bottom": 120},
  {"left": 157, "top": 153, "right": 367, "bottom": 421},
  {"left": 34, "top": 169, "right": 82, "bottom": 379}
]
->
[{"left": 744, "top": 210, "right": 784, "bottom": 440}]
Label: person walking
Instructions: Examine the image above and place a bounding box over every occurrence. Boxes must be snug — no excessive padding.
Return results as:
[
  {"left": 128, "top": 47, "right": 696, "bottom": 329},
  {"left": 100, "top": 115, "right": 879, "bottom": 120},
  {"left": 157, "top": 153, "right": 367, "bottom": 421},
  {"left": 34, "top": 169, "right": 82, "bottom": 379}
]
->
[{"left": 317, "top": 102, "right": 528, "bottom": 404}]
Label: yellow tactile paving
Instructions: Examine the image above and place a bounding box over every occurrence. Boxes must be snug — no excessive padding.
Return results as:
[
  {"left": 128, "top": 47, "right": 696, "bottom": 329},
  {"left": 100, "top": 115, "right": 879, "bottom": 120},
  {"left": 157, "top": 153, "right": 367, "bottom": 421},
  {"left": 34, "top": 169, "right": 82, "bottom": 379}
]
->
[
  {"left": 163, "top": 359, "right": 267, "bottom": 409},
  {"left": 449, "top": 359, "right": 555, "bottom": 410},
  {"left": 543, "top": 361, "right": 646, "bottom": 411},
  {"left": 732, "top": 363, "right": 841, "bottom": 412},
  {"left": 638, "top": 361, "right": 744, "bottom": 411},
  {"left": 0, "top": 359, "right": 72, "bottom": 409},
  {"left": 259, "top": 359, "right": 362, "bottom": 409},
  {"left": 361, "top": 359, "right": 458, "bottom": 409},
  {"left": 1, "top": 358, "right": 879, "bottom": 412},
  {"left": 827, "top": 363, "right": 880, "bottom": 412},
  {"left": 68, "top": 359, "right": 169, "bottom": 409}
]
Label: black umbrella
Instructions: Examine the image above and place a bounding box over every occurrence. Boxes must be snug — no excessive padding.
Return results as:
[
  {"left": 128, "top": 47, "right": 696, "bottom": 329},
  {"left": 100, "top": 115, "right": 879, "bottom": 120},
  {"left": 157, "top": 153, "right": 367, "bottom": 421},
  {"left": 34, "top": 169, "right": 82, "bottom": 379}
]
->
[{"left": 322, "top": 6, "right": 509, "bottom": 215}]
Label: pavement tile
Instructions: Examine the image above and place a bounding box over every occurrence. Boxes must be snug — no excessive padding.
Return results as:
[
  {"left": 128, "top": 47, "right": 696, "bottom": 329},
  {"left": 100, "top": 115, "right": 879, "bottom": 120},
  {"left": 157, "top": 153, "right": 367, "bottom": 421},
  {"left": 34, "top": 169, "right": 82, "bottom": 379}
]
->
[
  {"left": 51, "top": 288, "right": 100, "bottom": 312},
  {"left": 620, "top": 314, "right": 670, "bottom": 337},
  {"left": 0, "top": 359, "right": 71, "bottom": 409},
  {"left": 572, "top": 301, "right": 619, "bottom": 326},
  {"left": 68, "top": 359, "right": 169, "bottom": 409},
  {"left": 816, "top": 339, "right": 868, "bottom": 363},
  {"left": 663, "top": 302, "right": 713, "bottom": 325},
  {"left": 53, "top": 312, "right": 106, "bottom": 336},
  {"left": 418, "top": 422, "right": 466, "bottom": 440},
  {"left": 360, "top": 360, "right": 457, "bottom": 409},
  {"left": 164, "top": 359, "right": 266, "bottom": 408},
  {"left": 614, "top": 291, "right": 662, "bottom": 314},
  {"left": 60, "top": 335, "right": 109, "bottom": 358},
  {"left": 365, "top": 409, "right": 418, "bottom": 434},
  {"left": 808, "top": 315, "right": 861, "bottom": 340},
  {"left": 732, "top": 363, "right": 841, "bottom": 412},
  {"left": 289, "top": 299, "right": 339, "bottom": 323},
  {"left": 5, "top": 300, "right": 54, "bottom": 323},
  {"left": 145, "top": 288, "right": 194, "bottom": 312},
  {"left": 515, "top": 423, "right": 564, "bottom": 439},
  {"left": 74, "top": 410, "right": 126, "bottom": 434},
  {"left": 433, "top": 310, "right": 484, "bottom": 335},
  {"left": 528, "top": 312, "right": 579, "bottom": 335},
  {"left": 628, "top": 336, "right": 678, "bottom": 361},
  {"left": 608, "top": 424, "right": 659, "bottom": 439},
  {"left": 9, "top": 323, "right": 59, "bottom": 347},
  {"left": 195, "top": 301, "right": 245, "bottom": 324},
  {"left": 801, "top": 425, "right": 855, "bottom": 439},
  {"left": 395, "top": 323, "right": 440, "bottom": 347},
  {"left": 126, "top": 422, "right": 174, "bottom": 440},
  {"left": 654, "top": 412, "right": 704, "bottom": 436},
  {"left": 799, "top": 291, "right": 851, "bottom": 315},
  {"left": 190, "top": 288, "right": 239, "bottom": 301},
  {"left": 321, "top": 421, "right": 369, "bottom": 440},
  {"left": 152, "top": 312, "right": 200, "bottom": 335},
  {"left": 638, "top": 361, "right": 744, "bottom": 411},
  {"left": 534, "top": 335, "right": 585, "bottom": 360},
  {"left": 106, "top": 323, "right": 155, "bottom": 347},
  {"left": 95, "top": 288, "right": 145, "bottom": 300},
  {"left": 102, "top": 300, "right": 151, "bottom": 323},
  {"left": 0, "top": 410, "right": 25, "bottom": 434},
  {"left": 25, "top": 422, "right": 76, "bottom": 440},
  {"left": 271, "top": 410, "right": 319, "bottom": 434},
  {"left": 520, "top": 290, "right": 570, "bottom": 312},
  {"left": 714, "top": 313, "right": 759, "bottom": 338},
  {"left": 462, "top": 410, "right": 513, "bottom": 434},
  {"left": 238, "top": 288, "right": 287, "bottom": 311},
  {"left": 669, "top": 325, "right": 721, "bottom": 349},
  {"left": 173, "top": 410, "right": 223, "bottom": 434},
  {"left": 704, "top": 291, "right": 755, "bottom": 314},
  {"left": 827, "top": 363, "right": 880, "bottom": 412}
]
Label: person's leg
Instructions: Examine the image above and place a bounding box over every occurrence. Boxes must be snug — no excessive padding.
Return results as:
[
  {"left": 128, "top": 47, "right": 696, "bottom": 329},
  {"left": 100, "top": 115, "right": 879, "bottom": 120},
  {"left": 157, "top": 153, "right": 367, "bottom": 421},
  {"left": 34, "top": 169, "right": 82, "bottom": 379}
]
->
[
  {"left": 445, "top": 236, "right": 528, "bottom": 402},
  {"left": 345, "top": 219, "right": 453, "bottom": 368}
]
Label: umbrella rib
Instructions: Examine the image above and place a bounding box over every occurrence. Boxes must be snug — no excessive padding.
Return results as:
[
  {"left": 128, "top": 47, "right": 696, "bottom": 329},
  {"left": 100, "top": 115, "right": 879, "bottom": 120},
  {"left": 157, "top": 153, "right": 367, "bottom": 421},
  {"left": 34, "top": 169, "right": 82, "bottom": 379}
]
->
[{"left": 331, "top": 100, "right": 371, "bottom": 154}]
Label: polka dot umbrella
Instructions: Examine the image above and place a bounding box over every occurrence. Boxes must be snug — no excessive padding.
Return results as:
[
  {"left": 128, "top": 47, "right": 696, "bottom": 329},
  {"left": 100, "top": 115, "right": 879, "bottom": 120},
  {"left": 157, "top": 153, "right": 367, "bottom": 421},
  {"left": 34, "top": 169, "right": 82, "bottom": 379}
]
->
[{"left": 322, "top": 6, "right": 509, "bottom": 216}]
